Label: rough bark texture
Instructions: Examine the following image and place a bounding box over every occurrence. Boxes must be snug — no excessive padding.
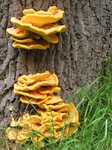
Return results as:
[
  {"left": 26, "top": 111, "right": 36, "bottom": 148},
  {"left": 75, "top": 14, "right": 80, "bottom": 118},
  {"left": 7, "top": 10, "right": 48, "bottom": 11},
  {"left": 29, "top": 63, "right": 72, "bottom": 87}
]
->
[{"left": 0, "top": 0, "right": 111, "bottom": 127}]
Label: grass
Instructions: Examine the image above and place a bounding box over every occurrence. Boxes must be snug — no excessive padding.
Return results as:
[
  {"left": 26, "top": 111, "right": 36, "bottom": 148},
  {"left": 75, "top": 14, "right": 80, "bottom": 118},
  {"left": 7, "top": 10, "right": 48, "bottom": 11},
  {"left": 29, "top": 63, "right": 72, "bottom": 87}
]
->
[{"left": 0, "top": 58, "right": 112, "bottom": 150}]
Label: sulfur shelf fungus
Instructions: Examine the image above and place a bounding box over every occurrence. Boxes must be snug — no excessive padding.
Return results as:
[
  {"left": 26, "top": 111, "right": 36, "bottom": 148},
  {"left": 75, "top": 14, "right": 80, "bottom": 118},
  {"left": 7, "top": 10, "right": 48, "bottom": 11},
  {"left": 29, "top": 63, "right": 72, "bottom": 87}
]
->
[
  {"left": 20, "top": 95, "right": 62, "bottom": 105},
  {"left": 6, "top": 102, "right": 79, "bottom": 145},
  {"left": 41, "top": 33, "right": 58, "bottom": 43},
  {"left": 6, "top": 27, "right": 29, "bottom": 38},
  {"left": 14, "top": 89, "right": 47, "bottom": 99},
  {"left": 9, "top": 19, "right": 60, "bottom": 44},
  {"left": 20, "top": 71, "right": 49, "bottom": 79},
  {"left": 17, "top": 71, "right": 51, "bottom": 86},
  {"left": 6, "top": 6, "right": 66, "bottom": 50},
  {"left": 10, "top": 27, "right": 58, "bottom": 44},
  {"left": 13, "top": 39, "right": 50, "bottom": 50},
  {"left": 23, "top": 8, "right": 36, "bottom": 15},
  {"left": 11, "top": 17, "right": 66, "bottom": 36},
  {"left": 11, "top": 33, "right": 40, "bottom": 43},
  {"left": 6, "top": 71, "right": 79, "bottom": 147},
  {"left": 11, "top": 35, "right": 33, "bottom": 43},
  {"left": 38, "top": 86, "right": 61, "bottom": 94},
  {"left": 21, "top": 6, "right": 64, "bottom": 27},
  {"left": 14, "top": 73, "right": 59, "bottom": 91},
  {"left": 14, "top": 87, "right": 61, "bottom": 102},
  {"left": 14, "top": 87, "right": 60, "bottom": 97}
]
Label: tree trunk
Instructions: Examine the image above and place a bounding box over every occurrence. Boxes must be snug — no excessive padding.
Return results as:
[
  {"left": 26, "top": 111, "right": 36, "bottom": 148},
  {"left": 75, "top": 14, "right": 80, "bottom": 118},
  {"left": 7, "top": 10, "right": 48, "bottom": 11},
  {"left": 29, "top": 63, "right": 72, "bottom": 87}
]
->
[{"left": 0, "top": 0, "right": 111, "bottom": 127}]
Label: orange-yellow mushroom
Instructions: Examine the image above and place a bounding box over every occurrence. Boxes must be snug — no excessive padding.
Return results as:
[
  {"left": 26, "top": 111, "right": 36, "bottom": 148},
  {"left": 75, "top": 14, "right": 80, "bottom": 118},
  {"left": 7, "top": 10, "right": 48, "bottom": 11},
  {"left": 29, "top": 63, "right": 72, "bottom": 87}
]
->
[
  {"left": 10, "top": 114, "right": 42, "bottom": 128},
  {"left": 6, "top": 70, "right": 79, "bottom": 146},
  {"left": 46, "top": 111, "right": 66, "bottom": 118},
  {"left": 11, "top": 35, "right": 33, "bottom": 43},
  {"left": 38, "top": 102, "right": 68, "bottom": 111},
  {"left": 23, "top": 9, "right": 36, "bottom": 15},
  {"left": 41, "top": 34, "right": 58, "bottom": 43},
  {"left": 14, "top": 74, "right": 59, "bottom": 91},
  {"left": 6, "top": 27, "right": 29, "bottom": 38},
  {"left": 41, "top": 113, "right": 65, "bottom": 124},
  {"left": 57, "top": 107, "right": 69, "bottom": 113},
  {"left": 11, "top": 33, "right": 40, "bottom": 43},
  {"left": 20, "top": 94, "right": 53, "bottom": 105},
  {"left": 66, "top": 103, "right": 79, "bottom": 125},
  {"left": 15, "top": 130, "right": 30, "bottom": 142},
  {"left": 45, "top": 96, "right": 62, "bottom": 105},
  {"left": 20, "top": 114, "right": 42, "bottom": 125},
  {"left": 21, "top": 6, "right": 64, "bottom": 27},
  {"left": 18, "top": 74, "right": 33, "bottom": 85},
  {"left": 23, "top": 9, "right": 52, "bottom": 16},
  {"left": 48, "top": 103, "right": 68, "bottom": 111},
  {"left": 52, "top": 87, "right": 61, "bottom": 93},
  {"left": 6, "top": 127, "right": 30, "bottom": 142},
  {"left": 11, "top": 17, "right": 66, "bottom": 36},
  {"left": 14, "top": 89, "right": 47, "bottom": 99},
  {"left": 28, "top": 71, "right": 51, "bottom": 81},
  {"left": 13, "top": 39, "right": 50, "bottom": 50},
  {"left": 32, "top": 135, "right": 45, "bottom": 147},
  {"left": 7, "top": 6, "right": 66, "bottom": 51},
  {"left": 64, "top": 125, "right": 79, "bottom": 136},
  {"left": 17, "top": 71, "right": 51, "bottom": 86},
  {"left": 23, "top": 6, "right": 62, "bottom": 16},
  {"left": 6, "top": 127, "right": 18, "bottom": 141},
  {"left": 38, "top": 86, "right": 61, "bottom": 95},
  {"left": 17, "top": 71, "right": 49, "bottom": 84},
  {"left": 10, "top": 30, "right": 58, "bottom": 44}
]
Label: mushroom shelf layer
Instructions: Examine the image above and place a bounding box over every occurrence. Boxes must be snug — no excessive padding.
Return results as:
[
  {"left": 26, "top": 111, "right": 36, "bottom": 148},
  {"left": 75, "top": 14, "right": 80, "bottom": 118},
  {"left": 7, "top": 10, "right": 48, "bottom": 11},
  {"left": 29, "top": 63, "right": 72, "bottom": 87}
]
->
[
  {"left": 6, "top": 71, "right": 80, "bottom": 147},
  {"left": 6, "top": 6, "right": 66, "bottom": 50}
]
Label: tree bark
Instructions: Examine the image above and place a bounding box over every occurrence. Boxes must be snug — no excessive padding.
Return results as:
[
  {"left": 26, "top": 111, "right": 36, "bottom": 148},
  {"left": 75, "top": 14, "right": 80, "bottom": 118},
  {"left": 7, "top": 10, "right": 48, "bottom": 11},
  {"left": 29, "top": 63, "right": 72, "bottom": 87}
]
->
[{"left": 0, "top": 0, "right": 111, "bottom": 127}]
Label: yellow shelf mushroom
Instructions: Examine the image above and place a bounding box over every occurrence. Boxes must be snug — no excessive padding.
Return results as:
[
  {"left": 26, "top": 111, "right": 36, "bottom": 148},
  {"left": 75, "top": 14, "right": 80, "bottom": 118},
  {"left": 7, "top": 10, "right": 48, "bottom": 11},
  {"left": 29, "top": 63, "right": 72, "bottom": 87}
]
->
[
  {"left": 11, "top": 33, "right": 40, "bottom": 43},
  {"left": 11, "top": 35, "right": 33, "bottom": 43},
  {"left": 11, "top": 17, "right": 66, "bottom": 36},
  {"left": 21, "top": 6, "right": 64, "bottom": 27},
  {"left": 14, "top": 73, "right": 59, "bottom": 91},
  {"left": 6, "top": 71, "right": 79, "bottom": 147},
  {"left": 13, "top": 39, "right": 50, "bottom": 50},
  {"left": 20, "top": 95, "right": 53, "bottom": 105},
  {"left": 6, "top": 6, "right": 66, "bottom": 50},
  {"left": 6, "top": 27, "right": 29, "bottom": 38},
  {"left": 14, "top": 89, "right": 47, "bottom": 99}
]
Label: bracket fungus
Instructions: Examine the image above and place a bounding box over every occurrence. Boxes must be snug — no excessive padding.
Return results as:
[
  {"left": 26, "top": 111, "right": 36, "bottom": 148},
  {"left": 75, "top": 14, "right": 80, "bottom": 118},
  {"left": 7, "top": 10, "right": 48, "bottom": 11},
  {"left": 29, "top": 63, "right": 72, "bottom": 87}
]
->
[
  {"left": 13, "top": 39, "right": 50, "bottom": 50},
  {"left": 21, "top": 6, "right": 64, "bottom": 27},
  {"left": 20, "top": 95, "right": 53, "bottom": 105},
  {"left": 11, "top": 36, "right": 33, "bottom": 43},
  {"left": 6, "top": 6, "right": 66, "bottom": 50},
  {"left": 6, "top": 27, "right": 29, "bottom": 38},
  {"left": 14, "top": 72, "right": 59, "bottom": 91},
  {"left": 11, "top": 18, "right": 66, "bottom": 36},
  {"left": 6, "top": 71, "right": 80, "bottom": 147}
]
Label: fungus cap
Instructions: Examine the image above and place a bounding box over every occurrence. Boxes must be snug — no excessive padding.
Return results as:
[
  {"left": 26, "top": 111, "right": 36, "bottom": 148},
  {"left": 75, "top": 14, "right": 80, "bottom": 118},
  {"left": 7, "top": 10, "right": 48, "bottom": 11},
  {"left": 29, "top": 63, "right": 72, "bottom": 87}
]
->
[
  {"left": 13, "top": 39, "right": 50, "bottom": 50},
  {"left": 14, "top": 89, "right": 47, "bottom": 99},
  {"left": 45, "top": 96, "right": 62, "bottom": 104},
  {"left": 41, "top": 34, "right": 58, "bottom": 43},
  {"left": 11, "top": 17, "right": 66, "bottom": 36},
  {"left": 11, "top": 35, "right": 33, "bottom": 43},
  {"left": 20, "top": 94, "right": 53, "bottom": 105},
  {"left": 37, "top": 86, "right": 61, "bottom": 95},
  {"left": 18, "top": 71, "right": 50, "bottom": 86},
  {"left": 6, "top": 27, "right": 29, "bottom": 38},
  {"left": 21, "top": 6, "right": 64, "bottom": 27},
  {"left": 14, "top": 74, "right": 59, "bottom": 91}
]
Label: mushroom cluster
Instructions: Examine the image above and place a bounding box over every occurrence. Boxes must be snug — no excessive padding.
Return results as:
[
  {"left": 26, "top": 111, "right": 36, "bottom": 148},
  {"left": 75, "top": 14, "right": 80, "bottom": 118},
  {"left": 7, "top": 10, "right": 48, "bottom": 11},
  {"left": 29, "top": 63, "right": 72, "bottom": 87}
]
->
[
  {"left": 6, "top": 6, "right": 66, "bottom": 50},
  {"left": 6, "top": 71, "right": 79, "bottom": 147}
]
